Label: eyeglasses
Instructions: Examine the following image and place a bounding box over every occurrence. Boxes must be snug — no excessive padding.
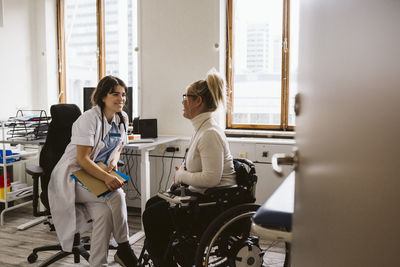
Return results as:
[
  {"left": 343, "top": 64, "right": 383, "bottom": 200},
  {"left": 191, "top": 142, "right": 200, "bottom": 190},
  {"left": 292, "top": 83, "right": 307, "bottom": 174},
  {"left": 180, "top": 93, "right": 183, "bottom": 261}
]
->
[{"left": 182, "top": 94, "right": 197, "bottom": 101}]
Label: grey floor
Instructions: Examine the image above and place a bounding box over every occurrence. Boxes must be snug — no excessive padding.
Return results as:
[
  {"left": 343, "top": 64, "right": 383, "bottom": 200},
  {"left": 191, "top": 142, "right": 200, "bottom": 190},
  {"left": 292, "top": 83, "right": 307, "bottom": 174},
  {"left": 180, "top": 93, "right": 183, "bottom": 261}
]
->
[
  {"left": 0, "top": 204, "right": 143, "bottom": 267},
  {"left": 0, "top": 203, "right": 287, "bottom": 267}
]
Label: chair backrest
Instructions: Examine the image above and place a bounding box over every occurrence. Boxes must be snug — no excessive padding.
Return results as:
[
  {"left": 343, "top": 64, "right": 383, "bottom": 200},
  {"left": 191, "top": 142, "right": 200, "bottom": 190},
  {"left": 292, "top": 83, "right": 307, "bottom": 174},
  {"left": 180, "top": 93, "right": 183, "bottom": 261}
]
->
[
  {"left": 234, "top": 158, "right": 257, "bottom": 186},
  {"left": 39, "top": 104, "right": 81, "bottom": 207},
  {"left": 233, "top": 158, "right": 258, "bottom": 199}
]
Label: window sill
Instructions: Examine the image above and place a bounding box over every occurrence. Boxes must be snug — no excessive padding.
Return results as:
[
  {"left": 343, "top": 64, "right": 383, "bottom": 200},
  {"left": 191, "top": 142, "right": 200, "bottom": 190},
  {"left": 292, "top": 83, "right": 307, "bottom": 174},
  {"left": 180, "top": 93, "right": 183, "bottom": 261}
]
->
[{"left": 224, "top": 129, "right": 295, "bottom": 139}]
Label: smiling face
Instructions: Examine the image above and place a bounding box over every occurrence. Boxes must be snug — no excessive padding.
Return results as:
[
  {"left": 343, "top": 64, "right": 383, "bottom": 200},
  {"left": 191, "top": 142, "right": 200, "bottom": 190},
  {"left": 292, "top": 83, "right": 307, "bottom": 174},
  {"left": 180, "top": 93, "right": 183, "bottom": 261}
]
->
[{"left": 102, "top": 85, "right": 126, "bottom": 115}]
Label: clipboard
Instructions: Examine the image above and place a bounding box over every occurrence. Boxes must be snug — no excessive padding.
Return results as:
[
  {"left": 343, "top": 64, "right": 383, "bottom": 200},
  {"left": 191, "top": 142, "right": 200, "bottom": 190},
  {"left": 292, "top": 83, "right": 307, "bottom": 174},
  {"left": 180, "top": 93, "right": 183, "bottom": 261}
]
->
[{"left": 71, "top": 162, "right": 130, "bottom": 197}]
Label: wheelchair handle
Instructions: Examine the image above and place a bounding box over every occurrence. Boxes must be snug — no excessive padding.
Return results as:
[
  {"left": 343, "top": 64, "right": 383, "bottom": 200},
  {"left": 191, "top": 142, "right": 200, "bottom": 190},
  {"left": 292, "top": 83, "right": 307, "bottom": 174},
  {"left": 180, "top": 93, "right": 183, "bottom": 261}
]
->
[{"left": 234, "top": 158, "right": 256, "bottom": 174}]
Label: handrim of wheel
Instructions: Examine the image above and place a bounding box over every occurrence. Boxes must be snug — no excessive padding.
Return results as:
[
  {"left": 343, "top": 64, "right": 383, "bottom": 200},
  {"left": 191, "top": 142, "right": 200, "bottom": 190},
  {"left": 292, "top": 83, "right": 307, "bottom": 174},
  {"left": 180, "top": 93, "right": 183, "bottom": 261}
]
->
[{"left": 204, "top": 211, "right": 256, "bottom": 266}]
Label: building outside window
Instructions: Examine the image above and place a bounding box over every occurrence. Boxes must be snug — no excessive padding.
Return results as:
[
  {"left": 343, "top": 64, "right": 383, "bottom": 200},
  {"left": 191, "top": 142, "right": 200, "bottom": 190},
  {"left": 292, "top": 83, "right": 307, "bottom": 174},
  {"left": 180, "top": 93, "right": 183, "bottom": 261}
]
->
[
  {"left": 58, "top": 0, "right": 138, "bottom": 115},
  {"left": 227, "top": 0, "right": 298, "bottom": 130}
]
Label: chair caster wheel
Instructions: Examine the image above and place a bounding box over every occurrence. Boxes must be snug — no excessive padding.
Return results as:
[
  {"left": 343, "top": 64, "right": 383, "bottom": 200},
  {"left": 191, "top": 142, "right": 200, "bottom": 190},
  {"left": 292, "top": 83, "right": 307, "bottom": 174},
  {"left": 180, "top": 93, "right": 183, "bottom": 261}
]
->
[{"left": 27, "top": 253, "right": 38, "bottom": 263}]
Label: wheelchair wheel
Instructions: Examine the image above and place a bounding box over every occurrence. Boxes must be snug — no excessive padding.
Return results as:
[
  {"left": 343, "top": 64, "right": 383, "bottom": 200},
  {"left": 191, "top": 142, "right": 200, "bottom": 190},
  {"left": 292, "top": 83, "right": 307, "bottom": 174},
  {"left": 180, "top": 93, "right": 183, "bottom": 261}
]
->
[{"left": 194, "top": 203, "right": 290, "bottom": 267}]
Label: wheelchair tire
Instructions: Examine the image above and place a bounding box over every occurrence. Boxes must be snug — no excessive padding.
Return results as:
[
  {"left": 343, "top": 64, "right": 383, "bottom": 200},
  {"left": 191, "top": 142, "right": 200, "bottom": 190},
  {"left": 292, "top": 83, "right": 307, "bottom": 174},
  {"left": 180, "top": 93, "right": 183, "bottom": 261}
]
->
[{"left": 194, "top": 203, "right": 290, "bottom": 267}]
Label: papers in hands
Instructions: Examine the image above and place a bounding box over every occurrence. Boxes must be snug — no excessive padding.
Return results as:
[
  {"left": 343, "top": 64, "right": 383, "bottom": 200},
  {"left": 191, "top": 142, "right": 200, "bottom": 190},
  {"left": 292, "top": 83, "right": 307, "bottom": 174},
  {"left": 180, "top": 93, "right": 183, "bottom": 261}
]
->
[{"left": 71, "top": 162, "right": 131, "bottom": 197}]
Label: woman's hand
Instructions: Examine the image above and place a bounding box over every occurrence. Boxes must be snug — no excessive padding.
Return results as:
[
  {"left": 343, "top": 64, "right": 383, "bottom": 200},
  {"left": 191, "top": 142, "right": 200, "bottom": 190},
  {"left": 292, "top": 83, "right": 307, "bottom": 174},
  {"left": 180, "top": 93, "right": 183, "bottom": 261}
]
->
[
  {"left": 107, "top": 158, "right": 118, "bottom": 173},
  {"left": 170, "top": 166, "right": 181, "bottom": 191},
  {"left": 173, "top": 166, "right": 179, "bottom": 184},
  {"left": 104, "top": 175, "right": 124, "bottom": 191}
]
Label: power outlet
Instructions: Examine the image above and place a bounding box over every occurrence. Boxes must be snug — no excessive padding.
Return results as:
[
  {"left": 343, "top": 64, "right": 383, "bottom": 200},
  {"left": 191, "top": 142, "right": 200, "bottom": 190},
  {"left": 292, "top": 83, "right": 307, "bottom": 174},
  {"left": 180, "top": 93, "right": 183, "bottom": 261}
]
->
[
  {"left": 237, "top": 151, "right": 247, "bottom": 158},
  {"left": 166, "top": 146, "right": 180, "bottom": 153}
]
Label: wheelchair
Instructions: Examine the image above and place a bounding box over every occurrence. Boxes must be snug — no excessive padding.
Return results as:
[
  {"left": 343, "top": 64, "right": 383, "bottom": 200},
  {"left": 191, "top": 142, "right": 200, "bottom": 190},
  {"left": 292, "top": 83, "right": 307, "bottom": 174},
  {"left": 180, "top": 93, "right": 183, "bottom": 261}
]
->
[{"left": 137, "top": 158, "right": 291, "bottom": 267}]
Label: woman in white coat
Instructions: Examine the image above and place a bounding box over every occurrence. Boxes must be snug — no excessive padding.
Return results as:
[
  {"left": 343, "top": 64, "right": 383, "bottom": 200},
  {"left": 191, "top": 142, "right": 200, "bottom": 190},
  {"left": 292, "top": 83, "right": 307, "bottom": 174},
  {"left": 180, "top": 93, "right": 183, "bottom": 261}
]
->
[{"left": 48, "top": 75, "right": 137, "bottom": 267}]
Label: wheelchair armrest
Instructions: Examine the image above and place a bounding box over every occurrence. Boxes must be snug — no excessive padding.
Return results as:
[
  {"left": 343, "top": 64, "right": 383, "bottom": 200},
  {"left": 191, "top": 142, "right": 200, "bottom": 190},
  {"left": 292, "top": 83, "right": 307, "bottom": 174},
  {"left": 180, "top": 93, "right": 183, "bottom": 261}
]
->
[
  {"left": 26, "top": 165, "right": 44, "bottom": 177},
  {"left": 203, "top": 185, "right": 256, "bottom": 204},
  {"left": 158, "top": 191, "right": 198, "bottom": 204},
  {"left": 204, "top": 185, "right": 238, "bottom": 196}
]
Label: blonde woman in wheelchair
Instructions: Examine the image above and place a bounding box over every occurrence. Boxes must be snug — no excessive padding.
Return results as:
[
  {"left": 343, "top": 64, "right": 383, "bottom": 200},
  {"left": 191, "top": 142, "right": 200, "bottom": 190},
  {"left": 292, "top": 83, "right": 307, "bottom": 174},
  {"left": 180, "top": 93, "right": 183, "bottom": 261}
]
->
[{"left": 142, "top": 70, "right": 236, "bottom": 267}]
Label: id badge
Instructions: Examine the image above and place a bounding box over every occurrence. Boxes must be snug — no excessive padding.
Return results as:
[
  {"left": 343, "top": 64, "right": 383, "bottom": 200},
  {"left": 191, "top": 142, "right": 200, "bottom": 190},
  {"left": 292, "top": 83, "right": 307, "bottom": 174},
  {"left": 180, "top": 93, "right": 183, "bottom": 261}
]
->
[{"left": 109, "top": 133, "right": 121, "bottom": 138}]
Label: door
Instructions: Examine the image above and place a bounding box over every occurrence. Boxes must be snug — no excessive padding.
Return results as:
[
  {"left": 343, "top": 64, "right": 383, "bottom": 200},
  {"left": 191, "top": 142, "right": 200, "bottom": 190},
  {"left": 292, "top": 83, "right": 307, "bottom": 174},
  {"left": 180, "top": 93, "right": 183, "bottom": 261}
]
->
[{"left": 292, "top": 0, "right": 400, "bottom": 266}]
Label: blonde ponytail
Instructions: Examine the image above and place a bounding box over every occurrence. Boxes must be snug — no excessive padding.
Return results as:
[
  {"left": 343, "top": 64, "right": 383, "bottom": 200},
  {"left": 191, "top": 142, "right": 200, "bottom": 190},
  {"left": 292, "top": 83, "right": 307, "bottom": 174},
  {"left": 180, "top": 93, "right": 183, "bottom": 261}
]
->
[
  {"left": 190, "top": 69, "right": 226, "bottom": 112},
  {"left": 205, "top": 69, "right": 226, "bottom": 110}
]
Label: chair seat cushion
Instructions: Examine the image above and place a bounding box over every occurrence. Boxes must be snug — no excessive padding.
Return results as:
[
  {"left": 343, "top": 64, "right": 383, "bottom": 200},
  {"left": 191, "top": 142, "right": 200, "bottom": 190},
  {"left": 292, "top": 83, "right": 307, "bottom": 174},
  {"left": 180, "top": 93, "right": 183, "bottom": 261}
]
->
[{"left": 253, "top": 172, "right": 295, "bottom": 231}]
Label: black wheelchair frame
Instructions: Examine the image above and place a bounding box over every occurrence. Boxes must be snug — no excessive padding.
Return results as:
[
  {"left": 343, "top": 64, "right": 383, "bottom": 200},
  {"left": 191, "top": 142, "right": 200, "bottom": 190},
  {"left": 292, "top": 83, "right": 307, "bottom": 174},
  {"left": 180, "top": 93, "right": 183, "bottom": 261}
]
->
[{"left": 136, "top": 158, "right": 289, "bottom": 267}]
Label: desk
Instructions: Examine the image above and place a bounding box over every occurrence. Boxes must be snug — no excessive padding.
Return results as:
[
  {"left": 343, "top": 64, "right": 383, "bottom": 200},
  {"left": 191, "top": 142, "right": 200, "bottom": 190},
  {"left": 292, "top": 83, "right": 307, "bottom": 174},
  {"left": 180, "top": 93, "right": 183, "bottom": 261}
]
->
[{"left": 124, "top": 136, "right": 179, "bottom": 244}]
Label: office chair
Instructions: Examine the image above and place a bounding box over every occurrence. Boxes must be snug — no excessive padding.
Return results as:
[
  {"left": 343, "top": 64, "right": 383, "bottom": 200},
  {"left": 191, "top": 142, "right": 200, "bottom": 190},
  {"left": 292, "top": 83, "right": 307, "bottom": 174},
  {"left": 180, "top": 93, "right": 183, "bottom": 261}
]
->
[{"left": 25, "top": 104, "right": 91, "bottom": 266}]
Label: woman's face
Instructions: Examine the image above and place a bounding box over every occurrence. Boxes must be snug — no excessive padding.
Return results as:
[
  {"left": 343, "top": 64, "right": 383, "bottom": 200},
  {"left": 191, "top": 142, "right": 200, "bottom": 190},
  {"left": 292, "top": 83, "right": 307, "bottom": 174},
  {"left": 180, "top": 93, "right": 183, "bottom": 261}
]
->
[
  {"left": 102, "top": 85, "right": 126, "bottom": 114},
  {"left": 182, "top": 85, "right": 198, "bottom": 119}
]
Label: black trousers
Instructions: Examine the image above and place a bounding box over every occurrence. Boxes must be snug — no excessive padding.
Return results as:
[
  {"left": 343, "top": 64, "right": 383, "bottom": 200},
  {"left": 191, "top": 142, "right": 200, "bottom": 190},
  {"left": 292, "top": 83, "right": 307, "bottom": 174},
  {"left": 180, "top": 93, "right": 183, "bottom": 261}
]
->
[{"left": 142, "top": 189, "right": 218, "bottom": 267}]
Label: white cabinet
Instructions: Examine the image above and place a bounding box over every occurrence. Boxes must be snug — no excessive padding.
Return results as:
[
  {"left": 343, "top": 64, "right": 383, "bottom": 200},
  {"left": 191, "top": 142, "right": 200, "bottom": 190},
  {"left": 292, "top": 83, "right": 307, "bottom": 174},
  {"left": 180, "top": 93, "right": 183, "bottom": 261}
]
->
[{"left": 228, "top": 138, "right": 295, "bottom": 205}]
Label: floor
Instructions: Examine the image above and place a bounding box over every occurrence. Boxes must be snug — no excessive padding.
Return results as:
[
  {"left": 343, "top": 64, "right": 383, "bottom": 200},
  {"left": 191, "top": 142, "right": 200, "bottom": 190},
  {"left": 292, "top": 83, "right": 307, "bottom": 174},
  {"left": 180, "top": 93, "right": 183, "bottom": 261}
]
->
[
  {"left": 0, "top": 203, "right": 288, "bottom": 267},
  {"left": 0, "top": 204, "right": 143, "bottom": 267}
]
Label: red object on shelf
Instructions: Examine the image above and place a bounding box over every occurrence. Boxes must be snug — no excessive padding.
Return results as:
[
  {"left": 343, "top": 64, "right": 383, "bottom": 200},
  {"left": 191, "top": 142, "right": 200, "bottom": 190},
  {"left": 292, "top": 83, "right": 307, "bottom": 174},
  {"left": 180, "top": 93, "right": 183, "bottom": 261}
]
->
[{"left": 0, "top": 172, "right": 11, "bottom": 188}]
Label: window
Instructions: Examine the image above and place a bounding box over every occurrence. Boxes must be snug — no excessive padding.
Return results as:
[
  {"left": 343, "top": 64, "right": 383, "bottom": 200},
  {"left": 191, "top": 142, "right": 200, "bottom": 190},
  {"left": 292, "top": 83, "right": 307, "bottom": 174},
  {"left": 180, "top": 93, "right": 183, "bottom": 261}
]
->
[
  {"left": 57, "top": 0, "right": 138, "bottom": 115},
  {"left": 227, "top": 0, "right": 298, "bottom": 130}
]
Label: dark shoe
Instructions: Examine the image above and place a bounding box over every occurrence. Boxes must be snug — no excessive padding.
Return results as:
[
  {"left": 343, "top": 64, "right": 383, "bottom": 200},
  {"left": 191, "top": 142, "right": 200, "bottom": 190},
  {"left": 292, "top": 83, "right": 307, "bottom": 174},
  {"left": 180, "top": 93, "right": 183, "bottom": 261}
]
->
[{"left": 114, "top": 241, "right": 138, "bottom": 267}]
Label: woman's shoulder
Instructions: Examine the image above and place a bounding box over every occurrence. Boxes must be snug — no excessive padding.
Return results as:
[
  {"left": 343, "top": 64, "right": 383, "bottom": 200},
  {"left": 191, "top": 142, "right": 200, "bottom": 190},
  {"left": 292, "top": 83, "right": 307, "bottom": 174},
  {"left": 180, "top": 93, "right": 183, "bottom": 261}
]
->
[
  {"left": 200, "top": 127, "right": 226, "bottom": 144},
  {"left": 202, "top": 122, "right": 225, "bottom": 136},
  {"left": 79, "top": 106, "right": 101, "bottom": 119},
  {"left": 73, "top": 107, "right": 100, "bottom": 129}
]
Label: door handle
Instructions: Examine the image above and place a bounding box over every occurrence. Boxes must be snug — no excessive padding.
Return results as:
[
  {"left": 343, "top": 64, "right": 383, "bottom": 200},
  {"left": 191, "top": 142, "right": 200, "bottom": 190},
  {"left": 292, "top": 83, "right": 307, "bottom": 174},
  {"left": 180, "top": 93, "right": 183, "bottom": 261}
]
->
[{"left": 272, "top": 148, "right": 299, "bottom": 177}]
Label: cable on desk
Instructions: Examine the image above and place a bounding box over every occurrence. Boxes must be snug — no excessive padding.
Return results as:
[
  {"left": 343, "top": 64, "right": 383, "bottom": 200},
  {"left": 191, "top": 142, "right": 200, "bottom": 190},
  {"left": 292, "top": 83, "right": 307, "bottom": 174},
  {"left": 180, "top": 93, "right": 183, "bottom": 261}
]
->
[
  {"left": 164, "top": 150, "right": 176, "bottom": 191},
  {"left": 158, "top": 150, "right": 166, "bottom": 192},
  {"left": 120, "top": 151, "right": 141, "bottom": 199},
  {"left": 120, "top": 150, "right": 186, "bottom": 197}
]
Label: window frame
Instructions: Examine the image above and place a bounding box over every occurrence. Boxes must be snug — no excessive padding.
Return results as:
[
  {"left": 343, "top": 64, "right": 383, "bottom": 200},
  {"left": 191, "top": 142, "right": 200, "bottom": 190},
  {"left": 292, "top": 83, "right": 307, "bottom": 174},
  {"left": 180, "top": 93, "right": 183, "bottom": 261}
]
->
[
  {"left": 56, "top": 0, "right": 106, "bottom": 104},
  {"left": 226, "top": 0, "right": 294, "bottom": 131}
]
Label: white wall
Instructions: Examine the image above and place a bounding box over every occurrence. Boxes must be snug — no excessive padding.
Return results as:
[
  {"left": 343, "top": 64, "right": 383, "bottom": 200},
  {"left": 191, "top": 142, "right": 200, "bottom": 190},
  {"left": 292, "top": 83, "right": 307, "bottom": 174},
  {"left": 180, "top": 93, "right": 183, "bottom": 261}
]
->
[
  {"left": 139, "top": 0, "right": 226, "bottom": 136},
  {"left": 0, "top": 0, "right": 57, "bottom": 121},
  {"left": 0, "top": 0, "right": 34, "bottom": 120}
]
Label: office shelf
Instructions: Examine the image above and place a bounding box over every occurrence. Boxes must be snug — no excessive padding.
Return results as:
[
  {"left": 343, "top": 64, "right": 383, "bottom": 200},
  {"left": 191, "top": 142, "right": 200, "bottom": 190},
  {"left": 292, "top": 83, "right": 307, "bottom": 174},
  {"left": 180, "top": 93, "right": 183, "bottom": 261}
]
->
[{"left": 1, "top": 121, "right": 41, "bottom": 226}]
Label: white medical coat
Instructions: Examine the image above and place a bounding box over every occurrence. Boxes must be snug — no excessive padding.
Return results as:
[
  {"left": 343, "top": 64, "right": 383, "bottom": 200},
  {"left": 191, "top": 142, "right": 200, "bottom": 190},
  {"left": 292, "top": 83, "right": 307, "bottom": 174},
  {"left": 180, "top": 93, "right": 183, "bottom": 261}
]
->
[{"left": 48, "top": 105, "right": 129, "bottom": 252}]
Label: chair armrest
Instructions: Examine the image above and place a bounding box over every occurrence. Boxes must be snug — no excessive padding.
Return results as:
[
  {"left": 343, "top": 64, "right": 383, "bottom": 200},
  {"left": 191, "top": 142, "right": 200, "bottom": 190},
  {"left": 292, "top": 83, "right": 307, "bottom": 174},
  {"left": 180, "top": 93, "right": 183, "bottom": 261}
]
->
[
  {"left": 25, "top": 165, "right": 48, "bottom": 217},
  {"left": 204, "top": 185, "right": 238, "bottom": 196},
  {"left": 26, "top": 165, "right": 44, "bottom": 177},
  {"left": 203, "top": 185, "right": 256, "bottom": 204},
  {"left": 158, "top": 191, "right": 198, "bottom": 205}
]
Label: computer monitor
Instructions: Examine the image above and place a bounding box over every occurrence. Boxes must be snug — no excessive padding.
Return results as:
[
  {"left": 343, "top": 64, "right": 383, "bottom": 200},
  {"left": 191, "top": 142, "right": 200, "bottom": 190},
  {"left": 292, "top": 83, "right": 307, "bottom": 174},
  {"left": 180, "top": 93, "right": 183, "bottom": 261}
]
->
[{"left": 83, "top": 87, "right": 133, "bottom": 123}]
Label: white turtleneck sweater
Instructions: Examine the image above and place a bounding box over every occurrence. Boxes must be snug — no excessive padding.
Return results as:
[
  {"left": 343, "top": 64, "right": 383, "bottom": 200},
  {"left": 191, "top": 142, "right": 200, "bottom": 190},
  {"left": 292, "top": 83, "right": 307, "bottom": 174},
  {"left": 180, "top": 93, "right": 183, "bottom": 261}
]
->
[{"left": 175, "top": 112, "right": 236, "bottom": 193}]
